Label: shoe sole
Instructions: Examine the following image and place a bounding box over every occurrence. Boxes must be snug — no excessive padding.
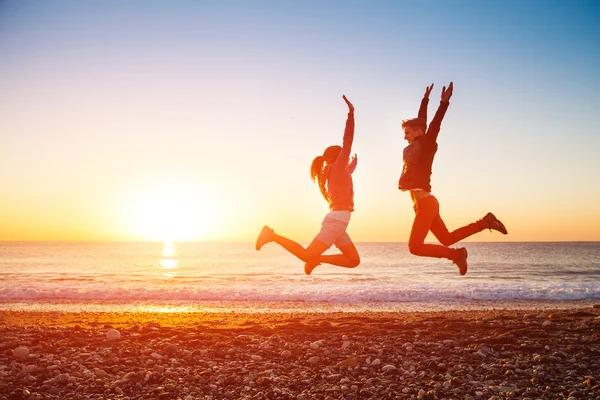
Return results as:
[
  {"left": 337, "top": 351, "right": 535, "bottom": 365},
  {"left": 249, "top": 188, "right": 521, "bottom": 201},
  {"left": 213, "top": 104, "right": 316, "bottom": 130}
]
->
[
  {"left": 255, "top": 226, "right": 272, "bottom": 251},
  {"left": 486, "top": 213, "right": 508, "bottom": 235},
  {"left": 456, "top": 248, "right": 468, "bottom": 276}
]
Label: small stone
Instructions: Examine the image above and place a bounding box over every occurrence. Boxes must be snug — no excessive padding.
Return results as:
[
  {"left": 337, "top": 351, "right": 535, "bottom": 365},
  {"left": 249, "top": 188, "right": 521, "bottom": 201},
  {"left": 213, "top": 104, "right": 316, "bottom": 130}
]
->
[
  {"left": 308, "top": 356, "right": 320, "bottom": 364},
  {"left": 336, "top": 357, "right": 359, "bottom": 367},
  {"left": 106, "top": 329, "right": 121, "bottom": 340},
  {"left": 281, "top": 350, "right": 291, "bottom": 358},
  {"left": 309, "top": 342, "right": 319, "bottom": 350},
  {"left": 371, "top": 358, "right": 381, "bottom": 366},
  {"left": 542, "top": 321, "right": 552, "bottom": 327},
  {"left": 153, "top": 365, "right": 165, "bottom": 373},
  {"left": 13, "top": 346, "right": 30, "bottom": 359},
  {"left": 95, "top": 369, "right": 108, "bottom": 377},
  {"left": 381, "top": 364, "right": 396, "bottom": 371},
  {"left": 164, "top": 344, "right": 178, "bottom": 355},
  {"left": 251, "top": 355, "right": 262, "bottom": 361}
]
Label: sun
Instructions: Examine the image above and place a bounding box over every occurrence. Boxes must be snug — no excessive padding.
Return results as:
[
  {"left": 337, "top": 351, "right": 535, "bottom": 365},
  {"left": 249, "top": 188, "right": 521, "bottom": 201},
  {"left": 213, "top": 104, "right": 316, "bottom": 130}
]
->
[{"left": 128, "top": 181, "right": 216, "bottom": 242}]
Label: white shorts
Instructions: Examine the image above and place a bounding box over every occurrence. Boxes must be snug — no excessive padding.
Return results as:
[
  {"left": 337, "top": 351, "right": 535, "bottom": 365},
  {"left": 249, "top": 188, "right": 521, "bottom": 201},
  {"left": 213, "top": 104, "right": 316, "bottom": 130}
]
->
[{"left": 314, "top": 211, "right": 353, "bottom": 248}]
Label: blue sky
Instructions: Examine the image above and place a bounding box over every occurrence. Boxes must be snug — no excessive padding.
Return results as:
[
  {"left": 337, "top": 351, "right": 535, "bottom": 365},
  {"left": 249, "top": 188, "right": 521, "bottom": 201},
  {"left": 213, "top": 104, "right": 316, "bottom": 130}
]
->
[{"left": 0, "top": 0, "right": 599, "bottom": 241}]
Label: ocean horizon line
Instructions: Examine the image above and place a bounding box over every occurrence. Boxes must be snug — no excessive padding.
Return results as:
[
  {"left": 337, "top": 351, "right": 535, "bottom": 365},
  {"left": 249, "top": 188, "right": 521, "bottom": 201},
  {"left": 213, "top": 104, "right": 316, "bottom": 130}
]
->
[{"left": 1, "top": 240, "right": 599, "bottom": 244}]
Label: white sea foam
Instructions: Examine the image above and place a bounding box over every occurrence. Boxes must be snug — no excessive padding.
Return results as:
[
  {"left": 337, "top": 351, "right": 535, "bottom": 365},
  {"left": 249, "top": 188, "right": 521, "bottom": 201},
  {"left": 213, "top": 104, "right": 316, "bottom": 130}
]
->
[{"left": 1, "top": 282, "right": 599, "bottom": 303}]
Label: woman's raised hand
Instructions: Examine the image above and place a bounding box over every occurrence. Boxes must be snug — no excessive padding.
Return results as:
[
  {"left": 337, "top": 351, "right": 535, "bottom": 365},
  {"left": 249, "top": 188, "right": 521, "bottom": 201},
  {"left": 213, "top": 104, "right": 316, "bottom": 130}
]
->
[
  {"left": 424, "top": 83, "right": 434, "bottom": 99},
  {"left": 342, "top": 95, "right": 354, "bottom": 113}
]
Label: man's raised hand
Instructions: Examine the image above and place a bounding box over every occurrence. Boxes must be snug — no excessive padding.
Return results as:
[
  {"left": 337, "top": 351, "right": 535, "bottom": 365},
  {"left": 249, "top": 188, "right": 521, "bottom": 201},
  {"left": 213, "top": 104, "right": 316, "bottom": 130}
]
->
[{"left": 441, "top": 82, "right": 453, "bottom": 102}]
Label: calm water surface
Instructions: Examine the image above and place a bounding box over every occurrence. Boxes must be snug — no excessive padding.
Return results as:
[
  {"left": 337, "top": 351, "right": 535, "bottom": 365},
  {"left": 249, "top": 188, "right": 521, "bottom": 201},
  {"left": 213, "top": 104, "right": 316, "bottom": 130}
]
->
[{"left": 1, "top": 242, "right": 599, "bottom": 312}]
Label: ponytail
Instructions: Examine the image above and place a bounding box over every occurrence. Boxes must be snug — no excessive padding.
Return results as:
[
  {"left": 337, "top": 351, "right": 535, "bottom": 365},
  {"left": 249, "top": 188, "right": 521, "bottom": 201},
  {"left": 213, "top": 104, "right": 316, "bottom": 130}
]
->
[{"left": 310, "top": 155, "right": 330, "bottom": 203}]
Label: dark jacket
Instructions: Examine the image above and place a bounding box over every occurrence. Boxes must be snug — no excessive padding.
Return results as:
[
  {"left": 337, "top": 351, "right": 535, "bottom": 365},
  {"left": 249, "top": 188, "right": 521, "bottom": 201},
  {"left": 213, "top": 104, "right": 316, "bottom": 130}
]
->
[{"left": 398, "top": 97, "right": 449, "bottom": 192}]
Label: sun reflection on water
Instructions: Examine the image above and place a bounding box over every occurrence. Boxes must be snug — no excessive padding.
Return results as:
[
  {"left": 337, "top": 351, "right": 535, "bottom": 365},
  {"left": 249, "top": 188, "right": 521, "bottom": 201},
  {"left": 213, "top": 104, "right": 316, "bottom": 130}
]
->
[
  {"left": 160, "top": 258, "right": 178, "bottom": 269},
  {"left": 160, "top": 242, "right": 179, "bottom": 278},
  {"left": 162, "top": 242, "right": 175, "bottom": 258}
]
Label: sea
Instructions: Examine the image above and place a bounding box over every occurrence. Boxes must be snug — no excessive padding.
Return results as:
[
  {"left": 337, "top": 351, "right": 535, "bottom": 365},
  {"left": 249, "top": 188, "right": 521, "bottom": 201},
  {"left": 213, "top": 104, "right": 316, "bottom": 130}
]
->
[{"left": 1, "top": 242, "right": 599, "bottom": 313}]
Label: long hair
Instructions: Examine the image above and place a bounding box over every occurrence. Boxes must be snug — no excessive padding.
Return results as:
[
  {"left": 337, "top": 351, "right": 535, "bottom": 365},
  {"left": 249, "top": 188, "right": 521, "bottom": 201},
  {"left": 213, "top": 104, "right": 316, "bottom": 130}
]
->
[{"left": 310, "top": 145, "right": 342, "bottom": 203}]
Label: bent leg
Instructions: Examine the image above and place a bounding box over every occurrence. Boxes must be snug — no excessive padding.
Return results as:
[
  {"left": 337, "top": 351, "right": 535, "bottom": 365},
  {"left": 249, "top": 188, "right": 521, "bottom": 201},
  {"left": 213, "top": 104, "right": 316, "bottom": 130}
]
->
[
  {"left": 271, "top": 233, "right": 329, "bottom": 262},
  {"left": 430, "top": 215, "right": 485, "bottom": 246},
  {"left": 430, "top": 214, "right": 485, "bottom": 246},
  {"left": 318, "top": 236, "right": 360, "bottom": 268},
  {"left": 408, "top": 196, "right": 456, "bottom": 260}
]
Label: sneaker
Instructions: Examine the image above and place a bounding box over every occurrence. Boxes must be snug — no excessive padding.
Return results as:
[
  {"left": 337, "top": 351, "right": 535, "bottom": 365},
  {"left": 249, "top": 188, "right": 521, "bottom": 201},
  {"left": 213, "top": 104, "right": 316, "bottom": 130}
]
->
[
  {"left": 482, "top": 212, "right": 508, "bottom": 235},
  {"left": 255, "top": 225, "right": 274, "bottom": 251},
  {"left": 304, "top": 259, "right": 321, "bottom": 275},
  {"left": 453, "top": 247, "right": 468, "bottom": 276}
]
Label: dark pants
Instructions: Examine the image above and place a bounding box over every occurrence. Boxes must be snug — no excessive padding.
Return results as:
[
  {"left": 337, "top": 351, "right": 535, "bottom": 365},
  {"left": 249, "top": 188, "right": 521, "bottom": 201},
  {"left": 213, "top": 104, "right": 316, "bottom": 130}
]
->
[{"left": 408, "top": 195, "right": 484, "bottom": 260}]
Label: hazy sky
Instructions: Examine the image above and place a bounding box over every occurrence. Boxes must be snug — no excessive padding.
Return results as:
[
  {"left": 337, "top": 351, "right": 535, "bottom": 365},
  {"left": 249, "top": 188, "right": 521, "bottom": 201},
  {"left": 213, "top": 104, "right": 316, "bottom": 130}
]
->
[{"left": 1, "top": 0, "right": 599, "bottom": 242}]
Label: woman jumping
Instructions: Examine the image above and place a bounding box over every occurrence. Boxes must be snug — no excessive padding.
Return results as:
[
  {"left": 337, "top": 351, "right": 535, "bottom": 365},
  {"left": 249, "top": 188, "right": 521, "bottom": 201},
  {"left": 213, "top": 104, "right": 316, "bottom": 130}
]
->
[
  {"left": 255, "top": 95, "right": 360, "bottom": 275},
  {"left": 399, "top": 82, "right": 508, "bottom": 275}
]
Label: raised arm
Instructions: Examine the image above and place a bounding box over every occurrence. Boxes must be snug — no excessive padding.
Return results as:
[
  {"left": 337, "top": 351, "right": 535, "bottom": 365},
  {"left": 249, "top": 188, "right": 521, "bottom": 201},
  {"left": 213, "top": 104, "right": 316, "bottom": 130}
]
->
[
  {"left": 337, "top": 95, "right": 355, "bottom": 163},
  {"left": 426, "top": 82, "right": 453, "bottom": 142},
  {"left": 418, "top": 83, "right": 434, "bottom": 121}
]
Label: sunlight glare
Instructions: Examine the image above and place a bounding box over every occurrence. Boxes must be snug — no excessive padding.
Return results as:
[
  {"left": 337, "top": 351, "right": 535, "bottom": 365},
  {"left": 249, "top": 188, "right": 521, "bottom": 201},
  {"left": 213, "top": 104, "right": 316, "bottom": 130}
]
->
[
  {"left": 162, "top": 242, "right": 176, "bottom": 258},
  {"left": 129, "top": 182, "right": 216, "bottom": 241},
  {"left": 160, "top": 259, "right": 179, "bottom": 269}
]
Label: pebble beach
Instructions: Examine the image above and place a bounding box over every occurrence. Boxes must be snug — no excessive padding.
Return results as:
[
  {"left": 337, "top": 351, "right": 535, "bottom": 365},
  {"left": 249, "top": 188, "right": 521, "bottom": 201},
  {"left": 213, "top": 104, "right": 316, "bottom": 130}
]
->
[{"left": 1, "top": 305, "right": 600, "bottom": 400}]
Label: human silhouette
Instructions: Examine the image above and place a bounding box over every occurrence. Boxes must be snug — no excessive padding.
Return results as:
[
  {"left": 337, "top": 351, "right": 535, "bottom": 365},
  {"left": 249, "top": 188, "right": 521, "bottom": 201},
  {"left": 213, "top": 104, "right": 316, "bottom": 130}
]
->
[
  {"left": 256, "top": 95, "right": 360, "bottom": 275},
  {"left": 399, "top": 83, "right": 507, "bottom": 275}
]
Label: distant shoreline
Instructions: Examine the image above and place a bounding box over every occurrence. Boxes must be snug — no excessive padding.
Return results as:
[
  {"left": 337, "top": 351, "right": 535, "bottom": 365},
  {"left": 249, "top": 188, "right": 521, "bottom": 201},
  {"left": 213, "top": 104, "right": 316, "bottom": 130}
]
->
[{"left": 1, "top": 299, "right": 598, "bottom": 314}]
